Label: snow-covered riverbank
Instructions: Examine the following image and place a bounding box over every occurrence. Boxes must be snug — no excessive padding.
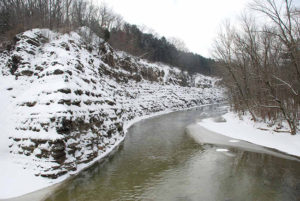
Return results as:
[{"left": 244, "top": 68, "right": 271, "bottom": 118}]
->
[
  {"left": 198, "top": 112, "right": 300, "bottom": 157},
  {"left": 0, "top": 107, "right": 194, "bottom": 200}
]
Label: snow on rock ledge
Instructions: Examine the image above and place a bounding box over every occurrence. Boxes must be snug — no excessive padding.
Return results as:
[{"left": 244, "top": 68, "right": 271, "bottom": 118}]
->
[{"left": 0, "top": 28, "right": 223, "bottom": 180}]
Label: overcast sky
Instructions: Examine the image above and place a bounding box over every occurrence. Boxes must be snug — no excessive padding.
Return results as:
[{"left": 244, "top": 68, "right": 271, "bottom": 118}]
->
[{"left": 97, "top": 0, "right": 251, "bottom": 58}]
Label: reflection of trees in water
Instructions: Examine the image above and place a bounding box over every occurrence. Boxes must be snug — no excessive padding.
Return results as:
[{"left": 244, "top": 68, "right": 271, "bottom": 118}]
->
[{"left": 228, "top": 150, "right": 300, "bottom": 201}]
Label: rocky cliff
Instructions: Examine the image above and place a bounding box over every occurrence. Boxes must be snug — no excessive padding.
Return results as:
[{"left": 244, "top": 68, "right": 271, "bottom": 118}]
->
[{"left": 0, "top": 28, "right": 223, "bottom": 180}]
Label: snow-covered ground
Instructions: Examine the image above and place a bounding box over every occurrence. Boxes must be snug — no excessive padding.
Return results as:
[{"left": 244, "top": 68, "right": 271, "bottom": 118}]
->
[{"left": 199, "top": 111, "right": 300, "bottom": 157}]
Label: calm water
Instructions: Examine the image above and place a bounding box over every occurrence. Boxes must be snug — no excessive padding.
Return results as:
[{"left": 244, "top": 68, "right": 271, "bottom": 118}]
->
[{"left": 46, "top": 105, "right": 300, "bottom": 201}]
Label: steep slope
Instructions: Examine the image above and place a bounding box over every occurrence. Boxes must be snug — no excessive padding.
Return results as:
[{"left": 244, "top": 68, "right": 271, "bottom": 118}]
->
[{"left": 0, "top": 28, "right": 223, "bottom": 198}]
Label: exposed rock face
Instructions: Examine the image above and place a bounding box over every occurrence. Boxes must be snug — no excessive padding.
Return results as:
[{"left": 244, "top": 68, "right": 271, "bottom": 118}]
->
[{"left": 0, "top": 28, "right": 224, "bottom": 179}]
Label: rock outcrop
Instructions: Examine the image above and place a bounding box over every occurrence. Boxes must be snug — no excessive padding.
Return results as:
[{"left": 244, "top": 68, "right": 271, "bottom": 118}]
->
[{"left": 0, "top": 28, "right": 224, "bottom": 179}]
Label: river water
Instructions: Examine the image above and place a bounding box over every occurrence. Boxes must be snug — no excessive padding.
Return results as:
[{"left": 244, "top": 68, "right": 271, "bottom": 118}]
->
[{"left": 45, "top": 105, "right": 300, "bottom": 201}]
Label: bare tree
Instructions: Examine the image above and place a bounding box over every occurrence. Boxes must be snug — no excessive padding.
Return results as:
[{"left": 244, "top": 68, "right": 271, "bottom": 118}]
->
[
  {"left": 250, "top": 0, "right": 300, "bottom": 82},
  {"left": 72, "top": 0, "right": 87, "bottom": 27},
  {"left": 168, "top": 37, "right": 189, "bottom": 52},
  {"left": 214, "top": 0, "right": 300, "bottom": 134},
  {"left": 64, "top": 0, "right": 73, "bottom": 28},
  {"left": 98, "top": 3, "right": 114, "bottom": 29}
]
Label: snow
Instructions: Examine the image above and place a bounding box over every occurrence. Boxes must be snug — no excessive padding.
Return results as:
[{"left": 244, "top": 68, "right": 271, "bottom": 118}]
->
[
  {"left": 0, "top": 105, "right": 209, "bottom": 199},
  {"left": 198, "top": 111, "right": 300, "bottom": 157},
  {"left": 0, "top": 78, "right": 53, "bottom": 199},
  {"left": 0, "top": 28, "right": 224, "bottom": 199},
  {"left": 216, "top": 148, "right": 229, "bottom": 152}
]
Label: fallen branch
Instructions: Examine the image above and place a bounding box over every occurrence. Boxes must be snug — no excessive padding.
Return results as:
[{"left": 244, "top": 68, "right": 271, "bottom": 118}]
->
[
  {"left": 273, "top": 130, "right": 291, "bottom": 134},
  {"left": 258, "top": 127, "right": 291, "bottom": 134}
]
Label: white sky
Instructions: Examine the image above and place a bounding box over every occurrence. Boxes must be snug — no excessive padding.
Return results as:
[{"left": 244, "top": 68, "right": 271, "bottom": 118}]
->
[{"left": 97, "top": 0, "right": 251, "bottom": 57}]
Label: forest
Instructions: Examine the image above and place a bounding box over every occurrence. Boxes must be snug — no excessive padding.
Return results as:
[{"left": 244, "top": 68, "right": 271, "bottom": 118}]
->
[
  {"left": 0, "top": 0, "right": 213, "bottom": 75},
  {"left": 213, "top": 0, "right": 299, "bottom": 134}
]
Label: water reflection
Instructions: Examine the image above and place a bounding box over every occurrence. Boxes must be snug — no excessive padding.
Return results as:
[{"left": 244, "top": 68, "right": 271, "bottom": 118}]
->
[{"left": 46, "top": 105, "right": 300, "bottom": 201}]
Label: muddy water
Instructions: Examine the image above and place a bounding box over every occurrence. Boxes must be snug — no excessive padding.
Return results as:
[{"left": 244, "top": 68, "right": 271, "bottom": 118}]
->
[{"left": 46, "top": 105, "right": 300, "bottom": 201}]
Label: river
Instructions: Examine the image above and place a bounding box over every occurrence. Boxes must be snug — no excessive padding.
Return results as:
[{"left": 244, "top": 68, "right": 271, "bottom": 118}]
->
[{"left": 45, "top": 105, "right": 300, "bottom": 201}]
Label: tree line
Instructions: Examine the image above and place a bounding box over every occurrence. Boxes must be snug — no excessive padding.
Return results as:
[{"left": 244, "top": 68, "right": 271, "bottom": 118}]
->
[
  {"left": 213, "top": 0, "right": 299, "bottom": 134},
  {"left": 109, "top": 24, "right": 214, "bottom": 74},
  {"left": 0, "top": 0, "right": 123, "bottom": 39},
  {"left": 0, "top": 0, "right": 214, "bottom": 75}
]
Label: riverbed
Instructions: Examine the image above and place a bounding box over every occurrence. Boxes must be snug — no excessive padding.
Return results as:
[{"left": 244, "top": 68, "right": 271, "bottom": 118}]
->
[{"left": 43, "top": 105, "right": 300, "bottom": 201}]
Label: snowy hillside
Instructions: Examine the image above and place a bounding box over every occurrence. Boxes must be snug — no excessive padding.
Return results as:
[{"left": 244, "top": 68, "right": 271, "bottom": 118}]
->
[{"left": 0, "top": 28, "right": 223, "bottom": 198}]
